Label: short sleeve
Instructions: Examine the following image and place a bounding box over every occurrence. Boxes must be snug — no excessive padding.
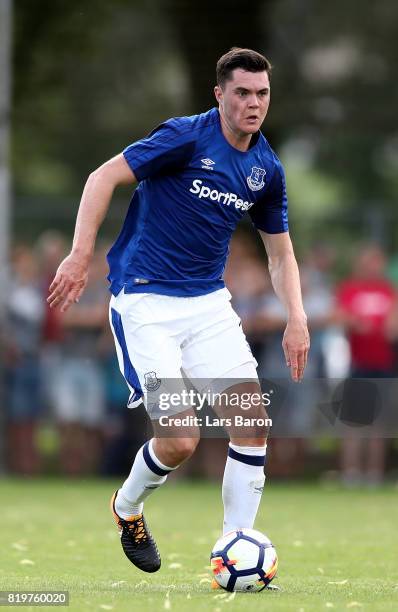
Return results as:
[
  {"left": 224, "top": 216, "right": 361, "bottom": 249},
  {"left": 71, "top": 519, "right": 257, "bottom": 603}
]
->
[
  {"left": 248, "top": 162, "right": 289, "bottom": 233},
  {"left": 123, "top": 118, "right": 196, "bottom": 181}
]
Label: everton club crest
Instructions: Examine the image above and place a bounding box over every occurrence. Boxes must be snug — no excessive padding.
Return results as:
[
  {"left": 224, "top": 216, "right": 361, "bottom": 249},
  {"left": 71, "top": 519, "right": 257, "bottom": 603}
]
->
[
  {"left": 144, "top": 371, "right": 161, "bottom": 391},
  {"left": 247, "top": 166, "right": 266, "bottom": 191}
]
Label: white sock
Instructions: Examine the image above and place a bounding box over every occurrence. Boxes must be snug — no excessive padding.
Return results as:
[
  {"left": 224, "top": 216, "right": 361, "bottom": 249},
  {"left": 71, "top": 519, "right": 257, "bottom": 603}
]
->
[
  {"left": 115, "top": 439, "right": 177, "bottom": 519},
  {"left": 222, "top": 442, "right": 267, "bottom": 534}
]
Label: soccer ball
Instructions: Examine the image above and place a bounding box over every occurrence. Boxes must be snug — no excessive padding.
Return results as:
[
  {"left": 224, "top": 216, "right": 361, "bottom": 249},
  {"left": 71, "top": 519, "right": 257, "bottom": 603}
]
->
[{"left": 210, "top": 528, "right": 278, "bottom": 592}]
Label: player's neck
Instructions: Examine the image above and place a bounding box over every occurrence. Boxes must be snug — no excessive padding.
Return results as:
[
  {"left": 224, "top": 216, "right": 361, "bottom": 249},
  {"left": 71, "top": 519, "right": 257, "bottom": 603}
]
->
[{"left": 218, "top": 111, "right": 253, "bottom": 152}]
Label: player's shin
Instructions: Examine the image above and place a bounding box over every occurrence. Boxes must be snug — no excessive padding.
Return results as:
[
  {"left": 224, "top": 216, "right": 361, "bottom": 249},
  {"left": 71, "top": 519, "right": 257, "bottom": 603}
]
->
[
  {"left": 116, "top": 438, "right": 178, "bottom": 518},
  {"left": 222, "top": 442, "right": 267, "bottom": 535}
]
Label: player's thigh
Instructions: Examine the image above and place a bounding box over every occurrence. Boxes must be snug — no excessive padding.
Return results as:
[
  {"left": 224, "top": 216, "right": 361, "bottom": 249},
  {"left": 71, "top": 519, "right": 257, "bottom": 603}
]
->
[
  {"left": 182, "top": 292, "right": 266, "bottom": 442},
  {"left": 182, "top": 289, "right": 257, "bottom": 383},
  {"left": 109, "top": 291, "right": 185, "bottom": 417}
]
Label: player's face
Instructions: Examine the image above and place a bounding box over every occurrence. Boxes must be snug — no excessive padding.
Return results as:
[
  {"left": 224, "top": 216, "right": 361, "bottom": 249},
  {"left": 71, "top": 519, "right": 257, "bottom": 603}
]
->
[{"left": 214, "top": 69, "right": 270, "bottom": 137}]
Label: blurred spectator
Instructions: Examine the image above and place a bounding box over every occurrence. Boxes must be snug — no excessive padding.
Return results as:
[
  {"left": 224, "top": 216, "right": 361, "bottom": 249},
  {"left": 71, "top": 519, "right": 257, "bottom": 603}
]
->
[
  {"left": 386, "top": 252, "right": 398, "bottom": 370},
  {"left": 51, "top": 248, "right": 109, "bottom": 475},
  {"left": 335, "top": 243, "right": 397, "bottom": 486},
  {"left": 253, "top": 248, "right": 335, "bottom": 477},
  {"left": 35, "top": 230, "right": 67, "bottom": 344},
  {"left": 35, "top": 231, "right": 67, "bottom": 415},
  {"left": 387, "top": 253, "right": 398, "bottom": 288},
  {"left": 3, "top": 245, "right": 45, "bottom": 474}
]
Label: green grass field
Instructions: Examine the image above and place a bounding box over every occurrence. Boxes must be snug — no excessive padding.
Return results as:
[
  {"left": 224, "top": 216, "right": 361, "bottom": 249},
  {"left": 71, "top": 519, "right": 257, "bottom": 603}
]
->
[{"left": 1, "top": 478, "right": 397, "bottom": 611}]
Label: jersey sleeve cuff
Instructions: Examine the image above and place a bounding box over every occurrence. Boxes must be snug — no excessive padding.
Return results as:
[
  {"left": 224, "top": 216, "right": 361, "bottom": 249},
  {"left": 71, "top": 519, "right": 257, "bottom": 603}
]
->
[
  {"left": 255, "top": 225, "right": 289, "bottom": 234},
  {"left": 123, "top": 149, "right": 145, "bottom": 182}
]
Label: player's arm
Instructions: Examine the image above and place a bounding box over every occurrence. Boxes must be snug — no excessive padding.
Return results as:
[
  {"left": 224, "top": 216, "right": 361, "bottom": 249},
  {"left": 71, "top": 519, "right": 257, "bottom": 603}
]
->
[
  {"left": 47, "top": 154, "right": 136, "bottom": 312},
  {"left": 259, "top": 230, "right": 310, "bottom": 382}
]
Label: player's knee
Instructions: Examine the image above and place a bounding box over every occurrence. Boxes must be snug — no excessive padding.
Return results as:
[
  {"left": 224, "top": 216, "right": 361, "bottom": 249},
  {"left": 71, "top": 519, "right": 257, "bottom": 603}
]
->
[
  {"left": 232, "top": 403, "right": 270, "bottom": 445},
  {"left": 174, "top": 436, "right": 200, "bottom": 461},
  {"left": 253, "top": 403, "right": 271, "bottom": 437},
  {"left": 257, "top": 418, "right": 271, "bottom": 441},
  {"left": 253, "top": 420, "right": 270, "bottom": 443},
  {"left": 162, "top": 436, "right": 199, "bottom": 464}
]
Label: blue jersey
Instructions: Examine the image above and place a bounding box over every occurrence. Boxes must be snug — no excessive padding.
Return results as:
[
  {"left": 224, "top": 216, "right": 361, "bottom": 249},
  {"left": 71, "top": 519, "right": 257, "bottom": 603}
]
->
[{"left": 107, "top": 108, "right": 288, "bottom": 297}]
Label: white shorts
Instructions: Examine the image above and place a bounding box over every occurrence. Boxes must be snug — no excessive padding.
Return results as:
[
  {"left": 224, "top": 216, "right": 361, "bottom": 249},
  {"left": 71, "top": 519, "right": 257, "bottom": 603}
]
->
[{"left": 109, "top": 288, "right": 258, "bottom": 418}]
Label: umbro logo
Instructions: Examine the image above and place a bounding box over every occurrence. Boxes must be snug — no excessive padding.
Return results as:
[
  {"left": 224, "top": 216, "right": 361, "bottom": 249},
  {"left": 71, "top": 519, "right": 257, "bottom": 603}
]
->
[{"left": 201, "top": 158, "right": 215, "bottom": 170}]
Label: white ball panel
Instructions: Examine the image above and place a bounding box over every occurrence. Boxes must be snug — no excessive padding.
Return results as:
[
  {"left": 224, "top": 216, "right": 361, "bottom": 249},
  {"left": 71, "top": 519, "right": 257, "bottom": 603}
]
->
[
  {"left": 212, "top": 566, "right": 230, "bottom": 589},
  {"left": 227, "top": 540, "right": 260, "bottom": 572}
]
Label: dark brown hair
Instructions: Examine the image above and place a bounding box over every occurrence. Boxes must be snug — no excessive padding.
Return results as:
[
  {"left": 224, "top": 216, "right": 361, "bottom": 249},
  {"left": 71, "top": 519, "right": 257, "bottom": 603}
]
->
[{"left": 216, "top": 47, "right": 272, "bottom": 88}]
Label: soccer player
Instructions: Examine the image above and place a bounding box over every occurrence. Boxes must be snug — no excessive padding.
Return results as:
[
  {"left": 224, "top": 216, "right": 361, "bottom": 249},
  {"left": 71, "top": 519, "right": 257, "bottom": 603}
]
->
[{"left": 48, "top": 48, "right": 310, "bottom": 574}]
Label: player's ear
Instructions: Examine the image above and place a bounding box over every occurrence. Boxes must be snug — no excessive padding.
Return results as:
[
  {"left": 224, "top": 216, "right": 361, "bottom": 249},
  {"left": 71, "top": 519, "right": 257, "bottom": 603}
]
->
[{"left": 214, "top": 85, "right": 223, "bottom": 105}]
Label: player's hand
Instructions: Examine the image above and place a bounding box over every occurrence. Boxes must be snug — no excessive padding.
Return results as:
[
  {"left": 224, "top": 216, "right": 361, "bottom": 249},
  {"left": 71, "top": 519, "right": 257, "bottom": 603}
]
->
[
  {"left": 47, "top": 253, "right": 89, "bottom": 312},
  {"left": 282, "top": 315, "right": 310, "bottom": 382}
]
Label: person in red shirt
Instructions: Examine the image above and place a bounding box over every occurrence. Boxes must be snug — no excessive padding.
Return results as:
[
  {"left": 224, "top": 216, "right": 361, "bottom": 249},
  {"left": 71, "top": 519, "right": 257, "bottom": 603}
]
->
[{"left": 336, "top": 244, "right": 397, "bottom": 485}]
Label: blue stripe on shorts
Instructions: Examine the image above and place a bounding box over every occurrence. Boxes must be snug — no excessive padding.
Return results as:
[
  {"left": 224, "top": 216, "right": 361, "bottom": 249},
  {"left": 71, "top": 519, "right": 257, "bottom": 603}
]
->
[{"left": 110, "top": 307, "right": 143, "bottom": 405}]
